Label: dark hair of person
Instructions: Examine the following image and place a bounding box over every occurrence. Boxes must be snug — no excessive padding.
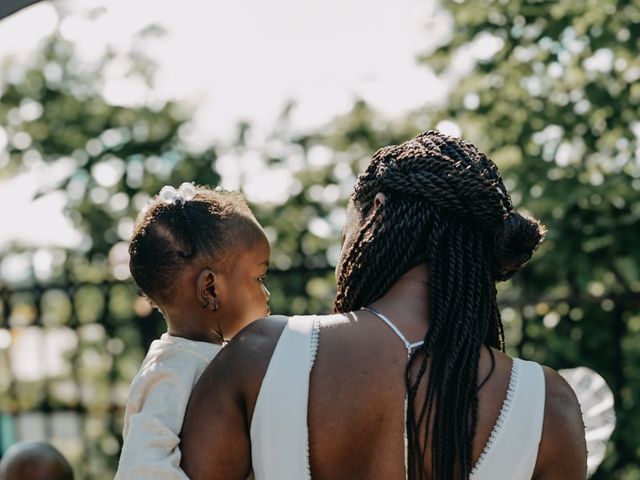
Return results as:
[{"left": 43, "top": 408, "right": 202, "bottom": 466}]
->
[
  {"left": 0, "top": 441, "right": 74, "bottom": 480},
  {"left": 129, "top": 186, "right": 259, "bottom": 305},
  {"left": 334, "top": 130, "right": 545, "bottom": 479}
]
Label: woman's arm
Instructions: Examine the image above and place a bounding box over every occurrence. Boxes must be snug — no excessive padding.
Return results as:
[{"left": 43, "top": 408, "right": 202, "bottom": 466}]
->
[
  {"left": 180, "top": 355, "right": 252, "bottom": 479},
  {"left": 534, "top": 367, "right": 588, "bottom": 480},
  {"left": 179, "top": 316, "right": 288, "bottom": 479}
]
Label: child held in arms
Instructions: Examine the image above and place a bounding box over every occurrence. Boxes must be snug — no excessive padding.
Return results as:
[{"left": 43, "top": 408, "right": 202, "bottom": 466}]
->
[{"left": 115, "top": 183, "right": 271, "bottom": 479}]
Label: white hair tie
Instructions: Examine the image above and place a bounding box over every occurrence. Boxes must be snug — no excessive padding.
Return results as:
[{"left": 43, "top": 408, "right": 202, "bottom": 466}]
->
[{"left": 159, "top": 182, "right": 196, "bottom": 205}]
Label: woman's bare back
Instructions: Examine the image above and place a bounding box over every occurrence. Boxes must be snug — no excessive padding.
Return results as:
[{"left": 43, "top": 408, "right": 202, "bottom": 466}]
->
[
  {"left": 306, "top": 310, "right": 513, "bottom": 479},
  {"left": 180, "top": 312, "right": 586, "bottom": 479}
]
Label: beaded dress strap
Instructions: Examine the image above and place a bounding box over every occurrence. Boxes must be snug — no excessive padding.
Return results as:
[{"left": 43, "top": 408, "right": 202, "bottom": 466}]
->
[{"left": 361, "top": 307, "right": 425, "bottom": 358}]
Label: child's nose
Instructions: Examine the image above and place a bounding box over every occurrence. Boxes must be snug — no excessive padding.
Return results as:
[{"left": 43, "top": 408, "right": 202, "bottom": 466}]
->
[{"left": 262, "top": 284, "right": 271, "bottom": 301}]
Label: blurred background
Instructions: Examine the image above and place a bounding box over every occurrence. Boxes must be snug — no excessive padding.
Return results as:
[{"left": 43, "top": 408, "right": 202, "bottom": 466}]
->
[{"left": 0, "top": 0, "right": 638, "bottom": 478}]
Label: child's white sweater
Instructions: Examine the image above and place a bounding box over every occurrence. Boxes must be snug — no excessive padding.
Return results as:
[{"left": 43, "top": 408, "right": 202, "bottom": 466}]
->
[{"left": 115, "top": 333, "right": 221, "bottom": 479}]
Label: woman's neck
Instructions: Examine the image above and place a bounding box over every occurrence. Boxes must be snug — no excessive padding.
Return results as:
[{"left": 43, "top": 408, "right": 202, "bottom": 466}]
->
[{"left": 368, "top": 263, "right": 430, "bottom": 333}]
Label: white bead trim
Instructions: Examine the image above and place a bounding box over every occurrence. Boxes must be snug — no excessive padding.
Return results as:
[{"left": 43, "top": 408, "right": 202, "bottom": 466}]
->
[
  {"left": 306, "top": 317, "right": 321, "bottom": 479},
  {"left": 309, "top": 317, "right": 320, "bottom": 369},
  {"left": 469, "top": 358, "right": 520, "bottom": 478}
]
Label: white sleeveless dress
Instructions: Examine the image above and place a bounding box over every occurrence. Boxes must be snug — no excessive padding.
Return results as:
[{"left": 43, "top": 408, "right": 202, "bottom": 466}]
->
[{"left": 250, "top": 315, "right": 546, "bottom": 480}]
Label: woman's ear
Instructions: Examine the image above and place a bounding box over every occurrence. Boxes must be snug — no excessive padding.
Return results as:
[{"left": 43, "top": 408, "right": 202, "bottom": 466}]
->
[
  {"left": 374, "top": 192, "right": 387, "bottom": 209},
  {"left": 196, "top": 269, "right": 219, "bottom": 311}
]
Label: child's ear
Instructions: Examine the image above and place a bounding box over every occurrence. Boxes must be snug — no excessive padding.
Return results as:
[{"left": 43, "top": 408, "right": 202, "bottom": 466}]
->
[{"left": 196, "top": 269, "right": 219, "bottom": 311}]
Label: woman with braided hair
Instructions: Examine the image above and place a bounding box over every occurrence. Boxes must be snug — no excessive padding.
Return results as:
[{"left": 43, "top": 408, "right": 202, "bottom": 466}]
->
[{"left": 180, "top": 130, "right": 587, "bottom": 479}]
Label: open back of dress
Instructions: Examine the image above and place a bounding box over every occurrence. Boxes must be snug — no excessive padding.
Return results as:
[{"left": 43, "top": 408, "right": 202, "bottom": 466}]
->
[{"left": 250, "top": 315, "right": 546, "bottom": 480}]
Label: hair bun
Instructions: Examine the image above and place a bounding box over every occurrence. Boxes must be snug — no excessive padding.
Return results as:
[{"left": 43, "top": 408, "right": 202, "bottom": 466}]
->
[{"left": 492, "top": 211, "right": 546, "bottom": 281}]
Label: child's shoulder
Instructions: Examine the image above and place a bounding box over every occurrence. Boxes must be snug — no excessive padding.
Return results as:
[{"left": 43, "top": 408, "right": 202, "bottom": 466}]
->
[
  {"left": 154, "top": 334, "right": 221, "bottom": 360},
  {"left": 136, "top": 335, "right": 220, "bottom": 378}
]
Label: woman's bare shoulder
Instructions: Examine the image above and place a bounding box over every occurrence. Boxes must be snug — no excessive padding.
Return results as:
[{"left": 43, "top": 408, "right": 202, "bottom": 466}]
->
[
  {"left": 193, "top": 314, "right": 340, "bottom": 408},
  {"left": 204, "top": 315, "right": 290, "bottom": 388},
  {"left": 180, "top": 316, "right": 291, "bottom": 477},
  {"left": 534, "top": 366, "right": 587, "bottom": 479},
  {"left": 541, "top": 366, "right": 585, "bottom": 439}
]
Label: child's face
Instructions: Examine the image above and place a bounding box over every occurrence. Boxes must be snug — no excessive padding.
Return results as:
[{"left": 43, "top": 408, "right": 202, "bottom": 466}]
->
[{"left": 217, "top": 234, "right": 271, "bottom": 337}]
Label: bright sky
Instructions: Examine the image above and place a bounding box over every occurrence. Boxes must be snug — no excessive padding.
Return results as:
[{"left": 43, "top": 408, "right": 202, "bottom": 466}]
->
[{"left": 0, "top": 0, "right": 451, "bottom": 251}]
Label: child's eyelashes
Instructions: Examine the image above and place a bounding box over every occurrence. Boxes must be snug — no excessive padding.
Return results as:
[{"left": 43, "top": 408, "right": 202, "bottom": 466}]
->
[{"left": 258, "top": 276, "right": 267, "bottom": 284}]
